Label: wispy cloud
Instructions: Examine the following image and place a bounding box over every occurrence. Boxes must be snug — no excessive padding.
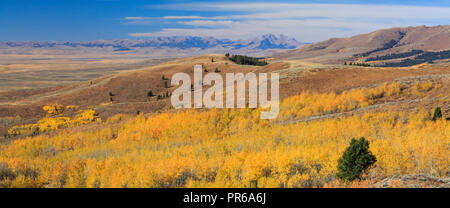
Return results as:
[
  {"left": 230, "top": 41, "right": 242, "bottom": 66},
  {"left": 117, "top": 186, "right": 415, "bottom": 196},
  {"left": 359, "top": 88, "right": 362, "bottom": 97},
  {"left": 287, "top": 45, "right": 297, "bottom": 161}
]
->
[
  {"left": 163, "top": 16, "right": 206, "bottom": 20},
  {"left": 124, "top": 17, "right": 153, "bottom": 20},
  {"left": 124, "top": 16, "right": 206, "bottom": 20},
  {"left": 178, "top": 20, "right": 235, "bottom": 27},
  {"left": 127, "top": 3, "right": 450, "bottom": 42}
]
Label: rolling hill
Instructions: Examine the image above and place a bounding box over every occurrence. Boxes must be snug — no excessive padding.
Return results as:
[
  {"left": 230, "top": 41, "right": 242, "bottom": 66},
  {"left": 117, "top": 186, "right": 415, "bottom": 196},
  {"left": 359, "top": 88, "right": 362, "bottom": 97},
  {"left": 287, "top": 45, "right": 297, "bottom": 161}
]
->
[
  {"left": 274, "top": 25, "right": 450, "bottom": 66},
  {"left": 1, "top": 54, "right": 449, "bottom": 137}
]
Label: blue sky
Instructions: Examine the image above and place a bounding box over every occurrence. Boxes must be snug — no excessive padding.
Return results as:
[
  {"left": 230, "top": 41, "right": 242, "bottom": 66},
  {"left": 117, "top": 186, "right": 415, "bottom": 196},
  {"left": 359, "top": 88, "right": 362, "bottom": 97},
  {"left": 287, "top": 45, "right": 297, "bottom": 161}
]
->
[{"left": 0, "top": 0, "right": 449, "bottom": 42}]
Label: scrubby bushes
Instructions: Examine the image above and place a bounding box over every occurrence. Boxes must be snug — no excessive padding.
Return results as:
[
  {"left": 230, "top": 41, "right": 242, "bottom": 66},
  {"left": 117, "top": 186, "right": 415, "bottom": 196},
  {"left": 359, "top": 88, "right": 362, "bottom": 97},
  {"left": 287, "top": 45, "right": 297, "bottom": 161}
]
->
[
  {"left": 377, "top": 50, "right": 450, "bottom": 67},
  {"left": 347, "top": 62, "right": 372, "bottom": 67},
  {"left": 279, "top": 82, "right": 404, "bottom": 120},
  {"left": 43, "top": 104, "right": 78, "bottom": 116},
  {"left": 8, "top": 107, "right": 101, "bottom": 137},
  {"left": 0, "top": 81, "right": 447, "bottom": 188},
  {"left": 365, "top": 50, "right": 424, "bottom": 62},
  {"left": 1, "top": 104, "right": 447, "bottom": 188}
]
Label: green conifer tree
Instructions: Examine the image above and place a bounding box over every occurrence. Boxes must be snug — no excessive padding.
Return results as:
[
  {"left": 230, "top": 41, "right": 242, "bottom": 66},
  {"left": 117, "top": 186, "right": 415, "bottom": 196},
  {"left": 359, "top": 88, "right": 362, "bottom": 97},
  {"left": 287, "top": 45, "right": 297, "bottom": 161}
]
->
[{"left": 337, "top": 137, "right": 377, "bottom": 182}]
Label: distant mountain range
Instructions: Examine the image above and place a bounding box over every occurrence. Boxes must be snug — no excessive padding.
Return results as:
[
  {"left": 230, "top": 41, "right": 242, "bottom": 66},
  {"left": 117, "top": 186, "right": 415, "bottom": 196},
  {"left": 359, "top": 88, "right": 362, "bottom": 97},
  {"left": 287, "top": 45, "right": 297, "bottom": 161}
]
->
[
  {"left": 274, "top": 25, "right": 450, "bottom": 66},
  {"left": 0, "top": 34, "right": 306, "bottom": 58},
  {"left": 7, "top": 25, "right": 448, "bottom": 67}
]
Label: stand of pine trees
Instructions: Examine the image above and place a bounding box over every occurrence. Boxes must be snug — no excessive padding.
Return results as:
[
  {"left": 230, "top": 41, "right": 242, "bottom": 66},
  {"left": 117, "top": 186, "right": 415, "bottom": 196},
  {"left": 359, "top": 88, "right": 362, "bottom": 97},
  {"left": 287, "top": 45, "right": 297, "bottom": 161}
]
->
[{"left": 228, "top": 54, "right": 268, "bottom": 66}]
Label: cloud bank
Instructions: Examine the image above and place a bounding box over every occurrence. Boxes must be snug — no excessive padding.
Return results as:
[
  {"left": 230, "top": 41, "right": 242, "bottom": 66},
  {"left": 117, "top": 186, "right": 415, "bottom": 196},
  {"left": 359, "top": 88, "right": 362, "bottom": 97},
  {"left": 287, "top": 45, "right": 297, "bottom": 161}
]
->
[{"left": 126, "top": 3, "right": 450, "bottom": 42}]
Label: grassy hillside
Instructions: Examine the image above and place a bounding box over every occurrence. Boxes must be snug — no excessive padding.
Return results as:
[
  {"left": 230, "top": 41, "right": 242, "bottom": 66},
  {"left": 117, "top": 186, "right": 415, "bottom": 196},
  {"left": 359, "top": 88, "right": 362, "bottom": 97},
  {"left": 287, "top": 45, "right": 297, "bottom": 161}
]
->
[
  {"left": 0, "top": 81, "right": 448, "bottom": 188},
  {"left": 274, "top": 25, "right": 450, "bottom": 65}
]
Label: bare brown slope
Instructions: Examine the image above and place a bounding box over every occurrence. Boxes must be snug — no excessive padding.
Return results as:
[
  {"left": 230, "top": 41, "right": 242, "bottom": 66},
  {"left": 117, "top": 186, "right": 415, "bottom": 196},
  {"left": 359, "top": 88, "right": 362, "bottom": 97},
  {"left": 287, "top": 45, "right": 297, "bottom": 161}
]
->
[
  {"left": 0, "top": 55, "right": 287, "bottom": 118},
  {"left": 1, "top": 55, "right": 449, "bottom": 119},
  {"left": 274, "top": 25, "right": 450, "bottom": 64},
  {"left": 0, "top": 54, "right": 449, "bottom": 137}
]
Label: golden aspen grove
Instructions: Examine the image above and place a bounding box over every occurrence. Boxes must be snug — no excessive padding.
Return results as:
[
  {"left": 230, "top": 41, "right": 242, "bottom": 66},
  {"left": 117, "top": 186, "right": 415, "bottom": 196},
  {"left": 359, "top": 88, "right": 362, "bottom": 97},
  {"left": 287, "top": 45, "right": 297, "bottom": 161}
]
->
[{"left": 0, "top": 81, "right": 448, "bottom": 188}]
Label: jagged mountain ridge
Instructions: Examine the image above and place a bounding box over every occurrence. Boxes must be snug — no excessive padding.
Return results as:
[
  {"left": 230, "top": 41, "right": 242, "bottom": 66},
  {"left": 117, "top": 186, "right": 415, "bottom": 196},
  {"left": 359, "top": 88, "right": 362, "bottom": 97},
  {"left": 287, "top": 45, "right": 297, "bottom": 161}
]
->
[{"left": 0, "top": 34, "right": 304, "bottom": 51}]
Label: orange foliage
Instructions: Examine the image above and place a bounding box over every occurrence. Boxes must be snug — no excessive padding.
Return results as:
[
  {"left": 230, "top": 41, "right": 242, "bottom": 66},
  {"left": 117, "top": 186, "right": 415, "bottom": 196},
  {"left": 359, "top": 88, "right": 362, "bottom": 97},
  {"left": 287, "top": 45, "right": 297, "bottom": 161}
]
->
[{"left": 0, "top": 82, "right": 447, "bottom": 188}]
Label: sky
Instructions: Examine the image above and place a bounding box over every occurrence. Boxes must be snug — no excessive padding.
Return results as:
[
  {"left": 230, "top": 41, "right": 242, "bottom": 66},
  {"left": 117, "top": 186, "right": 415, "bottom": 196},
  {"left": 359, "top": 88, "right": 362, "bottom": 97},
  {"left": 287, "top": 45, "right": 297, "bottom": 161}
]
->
[{"left": 0, "top": 0, "right": 449, "bottom": 43}]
